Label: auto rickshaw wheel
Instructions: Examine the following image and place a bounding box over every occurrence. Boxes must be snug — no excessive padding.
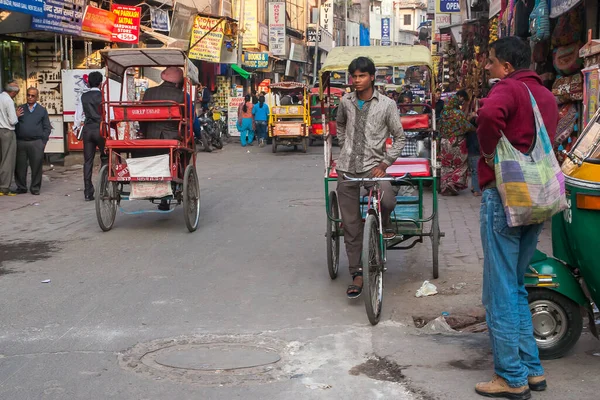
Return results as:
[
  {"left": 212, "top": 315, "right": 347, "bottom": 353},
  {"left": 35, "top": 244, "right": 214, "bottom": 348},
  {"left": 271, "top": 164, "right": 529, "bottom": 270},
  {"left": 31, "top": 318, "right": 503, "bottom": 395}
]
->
[
  {"left": 431, "top": 211, "right": 440, "bottom": 279},
  {"left": 362, "top": 214, "right": 384, "bottom": 326},
  {"left": 326, "top": 191, "right": 340, "bottom": 280},
  {"left": 272, "top": 139, "right": 277, "bottom": 153},
  {"left": 183, "top": 164, "right": 200, "bottom": 232},
  {"left": 301, "top": 137, "right": 308, "bottom": 153},
  {"left": 528, "top": 288, "right": 583, "bottom": 360},
  {"left": 95, "top": 165, "right": 117, "bottom": 232}
]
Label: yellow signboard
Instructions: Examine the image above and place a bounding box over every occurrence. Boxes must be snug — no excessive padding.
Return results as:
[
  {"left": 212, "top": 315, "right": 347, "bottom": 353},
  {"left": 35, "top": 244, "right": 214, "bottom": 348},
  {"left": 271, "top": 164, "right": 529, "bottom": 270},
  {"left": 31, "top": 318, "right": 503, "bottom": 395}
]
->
[{"left": 189, "top": 15, "right": 225, "bottom": 63}]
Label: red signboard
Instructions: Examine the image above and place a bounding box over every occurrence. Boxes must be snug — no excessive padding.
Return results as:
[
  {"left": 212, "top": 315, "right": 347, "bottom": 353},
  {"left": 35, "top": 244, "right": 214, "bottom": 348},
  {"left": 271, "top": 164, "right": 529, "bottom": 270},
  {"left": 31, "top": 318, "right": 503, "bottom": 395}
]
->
[
  {"left": 82, "top": 6, "right": 116, "bottom": 41},
  {"left": 111, "top": 5, "right": 141, "bottom": 44}
]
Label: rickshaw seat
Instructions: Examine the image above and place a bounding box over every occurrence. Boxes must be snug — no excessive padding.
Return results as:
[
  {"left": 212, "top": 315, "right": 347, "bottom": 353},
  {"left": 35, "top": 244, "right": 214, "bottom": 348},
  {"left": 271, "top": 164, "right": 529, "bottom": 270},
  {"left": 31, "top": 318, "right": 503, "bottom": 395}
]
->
[
  {"left": 105, "top": 139, "right": 181, "bottom": 148},
  {"left": 388, "top": 158, "right": 431, "bottom": 177},
  {"left": 401, "top": 114, "right": 429, "bottom": 130},
  {"left": 110, "top": 102, "right": 183, "bottom": 122}
]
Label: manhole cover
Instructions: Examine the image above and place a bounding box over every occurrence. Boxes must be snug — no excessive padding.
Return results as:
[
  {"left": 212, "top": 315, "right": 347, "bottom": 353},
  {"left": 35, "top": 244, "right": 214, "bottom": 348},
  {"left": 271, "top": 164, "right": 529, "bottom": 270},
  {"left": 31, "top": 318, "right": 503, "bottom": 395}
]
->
[
  {"left": 119, "top": 335, "right": 292, "bottom": 386},
  {"left": 154, "top": 344, "right": 281, "bottom": 371}
]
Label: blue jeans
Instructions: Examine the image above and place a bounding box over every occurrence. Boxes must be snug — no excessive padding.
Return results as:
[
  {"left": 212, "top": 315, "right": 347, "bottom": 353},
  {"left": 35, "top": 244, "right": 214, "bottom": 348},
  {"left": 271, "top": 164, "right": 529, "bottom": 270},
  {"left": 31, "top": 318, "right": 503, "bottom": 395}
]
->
[
  {"left": 469, "top": 155, "right": 480, "bottom": 193},
  {"left": 255, "top": 121, "right": 268, "bottom": 141},
  {"left": 480, "top": 188, "right": 544, "bottom": 388}
]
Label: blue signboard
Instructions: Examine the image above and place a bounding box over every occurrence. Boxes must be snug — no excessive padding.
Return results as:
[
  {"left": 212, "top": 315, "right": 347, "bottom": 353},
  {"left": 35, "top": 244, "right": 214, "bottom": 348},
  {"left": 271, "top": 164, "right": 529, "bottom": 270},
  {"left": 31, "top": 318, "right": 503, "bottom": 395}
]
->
[
  {"left": 438, "top": 0, "right": 460, "bottom": 13},
  {"left": 381, "top": 17, "right": 391, "bottom": 46},
  {"left": 243, "top": 52, "right": 269, "bottom": 69},
  {"left": 31, "top": 0, "right": 85, "bottom": 36},
  {"left": 0, "top": 0, "right": 45, "bottom": 17}
]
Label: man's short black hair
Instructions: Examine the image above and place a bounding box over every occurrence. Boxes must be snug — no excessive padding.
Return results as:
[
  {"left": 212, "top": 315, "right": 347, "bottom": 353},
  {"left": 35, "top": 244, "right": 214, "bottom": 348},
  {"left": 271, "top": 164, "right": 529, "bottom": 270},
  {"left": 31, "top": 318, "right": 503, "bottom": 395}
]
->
[
  {"left": 348, "top": 57, "right": 376, "bottom": 76},
  {"left": 88, "top": 71, "right": 103, "bottom": 88},
  {"left": 456, "top": 89, "right": 469, "bottom": 101},
  {"left": 490, "top": 37, "right": 531, "bottom": 71}
]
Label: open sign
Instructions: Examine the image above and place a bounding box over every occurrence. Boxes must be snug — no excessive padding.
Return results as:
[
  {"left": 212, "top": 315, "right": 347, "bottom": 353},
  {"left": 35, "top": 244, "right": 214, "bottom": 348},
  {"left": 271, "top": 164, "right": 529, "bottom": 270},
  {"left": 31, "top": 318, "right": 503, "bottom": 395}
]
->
[{"left": 438, "top": 0, "right": 460, "bottom": 13}]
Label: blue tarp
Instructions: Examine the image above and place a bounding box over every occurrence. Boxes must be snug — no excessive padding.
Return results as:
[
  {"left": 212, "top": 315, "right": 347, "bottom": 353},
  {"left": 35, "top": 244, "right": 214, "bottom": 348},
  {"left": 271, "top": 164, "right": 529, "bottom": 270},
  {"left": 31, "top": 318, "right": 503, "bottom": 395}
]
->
[{"left": 360, "top": 24, "right": 370, "bottom": 47}]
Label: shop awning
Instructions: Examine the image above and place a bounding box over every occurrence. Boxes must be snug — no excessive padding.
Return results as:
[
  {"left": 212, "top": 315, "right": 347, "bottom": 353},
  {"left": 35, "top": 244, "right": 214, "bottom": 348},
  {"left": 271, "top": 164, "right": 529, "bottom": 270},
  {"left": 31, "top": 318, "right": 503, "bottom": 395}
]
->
[{"left": 231, "top": 64, "right": 251, "bottom": 79}]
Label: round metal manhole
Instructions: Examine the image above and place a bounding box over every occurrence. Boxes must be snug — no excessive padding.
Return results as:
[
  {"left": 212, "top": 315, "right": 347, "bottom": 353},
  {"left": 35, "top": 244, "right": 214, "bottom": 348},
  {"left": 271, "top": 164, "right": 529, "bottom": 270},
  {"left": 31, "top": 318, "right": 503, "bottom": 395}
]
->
[{"left": 119, "top": 335, "right": 292, "bottom": 386}]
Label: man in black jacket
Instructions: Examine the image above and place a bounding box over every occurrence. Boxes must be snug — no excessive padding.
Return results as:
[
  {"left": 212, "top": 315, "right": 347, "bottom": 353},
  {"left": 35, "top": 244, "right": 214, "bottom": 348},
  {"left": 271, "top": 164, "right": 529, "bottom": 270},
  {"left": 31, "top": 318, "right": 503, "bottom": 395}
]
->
[
  {"left": 15, "top": 87, "right": 51, "bottom": 195},
  {"left": 74, "top": 71, "right": 107, "bottom": 201}
]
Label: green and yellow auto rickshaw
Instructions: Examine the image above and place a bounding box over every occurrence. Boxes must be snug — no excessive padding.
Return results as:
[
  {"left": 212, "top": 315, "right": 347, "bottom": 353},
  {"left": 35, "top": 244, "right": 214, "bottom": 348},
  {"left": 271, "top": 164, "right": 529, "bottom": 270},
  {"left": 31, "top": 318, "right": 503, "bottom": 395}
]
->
[{"left": 527, "top": 108, "right": 600, "bottom": 359}]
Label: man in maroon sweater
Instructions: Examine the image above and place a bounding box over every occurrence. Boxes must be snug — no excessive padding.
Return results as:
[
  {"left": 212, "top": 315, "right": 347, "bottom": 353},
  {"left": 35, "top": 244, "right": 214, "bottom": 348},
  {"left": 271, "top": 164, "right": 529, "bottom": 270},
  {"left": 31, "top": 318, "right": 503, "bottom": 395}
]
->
[{"left": 475, "top": 37, "right": 558, "bottom": 399}]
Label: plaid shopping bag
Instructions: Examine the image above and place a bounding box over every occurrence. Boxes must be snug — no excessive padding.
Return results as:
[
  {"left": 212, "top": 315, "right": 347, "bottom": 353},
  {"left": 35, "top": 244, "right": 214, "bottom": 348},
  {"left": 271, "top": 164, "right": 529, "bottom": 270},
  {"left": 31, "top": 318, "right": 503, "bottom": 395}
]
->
[{"left": 494, "top": 85, "right": 568, "bottom": 227}]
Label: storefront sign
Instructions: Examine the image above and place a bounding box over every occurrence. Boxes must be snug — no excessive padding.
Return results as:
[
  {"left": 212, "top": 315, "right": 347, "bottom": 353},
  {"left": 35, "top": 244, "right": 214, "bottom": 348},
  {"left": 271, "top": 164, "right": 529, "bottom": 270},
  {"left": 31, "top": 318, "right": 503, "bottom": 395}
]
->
[
  {"left": 45, "top": 115, "right": 64, "bottom": 154},
  {"left": 435, "top": 13, "right": 451, "bottom": 28},
  {"left": 289, "top": 39, "right": 307, "bottom": 63},
  {"left": 243, "top": 52, "right": 269, "bottom": 69},
  {"left": 437, "top": 0, "right": 460, "bottom": 13},
  {"left": 258, "top": 23, "right": 269, "bottom": 46},
  {"left": 0, "top": 0, "right": 44, "bottom": 17},
  {"left": 243, "top": 0, "right": 259, "bottom": 48},
  {"left": 228, "top": 96, "right": 244, "bottom": 137},
  {"left": 81, "top": 5, "right": 116, "bottom": 41},
  {"left": 189, "top": 15, "right": 225, "bottom": 63},
  {"left": 320, "top": 0, "right": 334, "bottom": 35},
  {"left": 550, "top": 0, "right": 582, "bottom": 18},
  {"left": 381, "top": 17, "right": 391, "bottom": 46},
  {"left": 111, "top": 5, "right": 141, "bottom": 43},
  {"left": 427, "top": 0, "right": 436, "bottom": 14},
  {"left": 307, "top": 25, "right": 321, "bottom": 43},
  {"left": 269, "top": 1, "right": 286, "bottom": 56},
  {"left": 169, "top": 2, "right": 195, "bottom": 42},
  {"left": 583, "top": 67, "right": 600, "bottom": 126},
  {"left": 150, "top": 7, "right": 170, "bottom": 31},
  {"left": 31, "top": 0, "right": 85, "bottom": 36}
]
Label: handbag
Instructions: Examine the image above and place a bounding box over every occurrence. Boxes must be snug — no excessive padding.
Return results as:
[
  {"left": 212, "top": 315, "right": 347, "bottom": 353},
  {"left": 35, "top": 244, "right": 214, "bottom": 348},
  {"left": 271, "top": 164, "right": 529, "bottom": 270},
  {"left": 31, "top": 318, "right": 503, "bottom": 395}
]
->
[
  {"left": 529, "top": 0, "right": 550, "bottom": 42},
  {"left": 494, "top": 84, "right": 568, "bottom": 227},
  {"left": 553, "top": 43, "right": 583, "bottom": 76}
]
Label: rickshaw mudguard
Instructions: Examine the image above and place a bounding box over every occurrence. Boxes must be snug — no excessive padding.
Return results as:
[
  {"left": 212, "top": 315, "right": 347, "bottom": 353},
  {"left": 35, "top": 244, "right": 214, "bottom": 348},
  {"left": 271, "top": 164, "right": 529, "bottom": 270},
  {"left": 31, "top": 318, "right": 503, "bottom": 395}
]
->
[{"left": 526, "top": 250, "right": 588, "bottom": 307}]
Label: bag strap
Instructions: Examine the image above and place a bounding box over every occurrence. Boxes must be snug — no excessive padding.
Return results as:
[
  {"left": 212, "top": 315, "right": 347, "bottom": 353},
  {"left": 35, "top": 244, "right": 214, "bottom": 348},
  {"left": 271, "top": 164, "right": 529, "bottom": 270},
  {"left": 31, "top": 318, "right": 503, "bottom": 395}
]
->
[{"left": 522, "top": 82, "right": 552, "bottom": 155}]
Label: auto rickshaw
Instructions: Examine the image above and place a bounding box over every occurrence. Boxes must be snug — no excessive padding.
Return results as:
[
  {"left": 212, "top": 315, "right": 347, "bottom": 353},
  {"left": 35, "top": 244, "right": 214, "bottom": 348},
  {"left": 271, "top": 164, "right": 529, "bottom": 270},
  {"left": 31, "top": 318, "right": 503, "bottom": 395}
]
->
[
  {"left": 268, "top": 82, "right": 310, "bottom": 153},
  {"left": 308, "top": 86, "right": 345, "bottom": 146},
  {"left": 526, "top": 108, "right": 600, "bottom": 358}
]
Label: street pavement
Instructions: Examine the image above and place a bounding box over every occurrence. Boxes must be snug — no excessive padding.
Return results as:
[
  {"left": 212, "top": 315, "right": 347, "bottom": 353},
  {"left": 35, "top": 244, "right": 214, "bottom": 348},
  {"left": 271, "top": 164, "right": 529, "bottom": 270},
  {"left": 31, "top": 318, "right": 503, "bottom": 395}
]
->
[{"left": 1, "top": 143, "right": 598, "bottom": 400}]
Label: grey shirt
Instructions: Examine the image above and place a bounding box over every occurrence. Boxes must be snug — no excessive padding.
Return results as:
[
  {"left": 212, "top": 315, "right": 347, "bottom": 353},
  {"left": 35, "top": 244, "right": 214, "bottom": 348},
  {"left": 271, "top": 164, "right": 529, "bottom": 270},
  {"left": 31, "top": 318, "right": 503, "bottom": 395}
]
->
[{"left": 336, "top": 90, "right": 405, "bottom": 174}]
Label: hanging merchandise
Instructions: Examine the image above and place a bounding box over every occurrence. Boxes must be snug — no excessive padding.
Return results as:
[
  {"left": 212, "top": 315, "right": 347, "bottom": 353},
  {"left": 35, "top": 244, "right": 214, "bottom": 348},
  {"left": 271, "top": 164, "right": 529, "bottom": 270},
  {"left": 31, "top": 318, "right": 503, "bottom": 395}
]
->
[
  {"left": 489, "top": 16, "right": 499, "bottom": 43},
  {"left": 514, "top": 0, "right": 535, "bottom": 38},
  {"left": 553, "top": 42, "right": 583, "bottom": 75},
  {"left": 552, "top": 73, "right": 583, "bottom": 104},
  {"left": 549, "top": 0, "right": 583, "bottom": 19},
  {"left": 555, "top": 103, "right": 578, "bottom": 145},
  {"left": 551, "top": 4, "right": 583, "bottom": 48},
  {"left": 529, "top": 0, "right": 550, "bottom": 42}
]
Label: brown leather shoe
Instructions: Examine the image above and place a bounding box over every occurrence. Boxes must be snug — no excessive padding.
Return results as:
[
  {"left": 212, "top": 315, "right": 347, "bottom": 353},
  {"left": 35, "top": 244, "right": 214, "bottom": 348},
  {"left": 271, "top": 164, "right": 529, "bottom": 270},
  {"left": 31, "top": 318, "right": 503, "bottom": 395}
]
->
[
  {"left": 475, "top": 374, "right": 531, "bottom": 399},
  {"left": 528, "top": 375, "right": 547, "bottom": 391}
]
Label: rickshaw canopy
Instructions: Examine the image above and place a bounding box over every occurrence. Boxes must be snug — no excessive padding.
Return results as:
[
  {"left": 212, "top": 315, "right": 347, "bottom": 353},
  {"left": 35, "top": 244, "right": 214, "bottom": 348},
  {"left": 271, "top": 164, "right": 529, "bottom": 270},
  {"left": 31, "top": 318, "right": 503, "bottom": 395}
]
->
[
  {"left": 269, "top": 81, "right": 308, "bottom": 91},
  {"left": 100, "top": 48, "right": 200, "bottom": 85},
  {"left": 318, "top": 45, "right": 433, "bottom": 98}
]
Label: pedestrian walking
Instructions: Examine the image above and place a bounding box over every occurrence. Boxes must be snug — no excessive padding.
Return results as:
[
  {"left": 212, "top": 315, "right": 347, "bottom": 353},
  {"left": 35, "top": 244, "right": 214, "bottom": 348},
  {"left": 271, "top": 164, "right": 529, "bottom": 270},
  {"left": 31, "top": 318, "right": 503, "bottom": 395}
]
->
[
  {"left": 0, "top": 81, "right": 24, "bottom": 196},
  {"left": 335, "top": 57, "right": 405, "bottom": 298},
  {"left": 15, "top": 87, "right": 51, "bottom": 195},
  {"left": 252, "top": 95, "right": 270, "bottom": 147},
  {"left": 74, "top": 71, "right": 108, "bottom": 201},
  {"left": 237, "top": 95, "right": 254, "bottom": 146},
  {"left": 475, "top": 37, "right": 559, "bottom": 399}
]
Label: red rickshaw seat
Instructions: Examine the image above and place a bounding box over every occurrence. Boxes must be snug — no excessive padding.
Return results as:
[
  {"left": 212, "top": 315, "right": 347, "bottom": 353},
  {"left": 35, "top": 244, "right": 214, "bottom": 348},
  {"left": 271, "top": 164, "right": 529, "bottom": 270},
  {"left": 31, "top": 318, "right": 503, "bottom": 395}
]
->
[
  {"left": 328, "top": 157, "right": 431, "bottom": 178},
  {"left": 400, "top": 114, "right": 429, "bottom": 130},
  {"left": 105, "top": 139, "right": 181, "bottom": 148},
  {"left": 111, "top": 104, "right": 182, "bottom": 121}
]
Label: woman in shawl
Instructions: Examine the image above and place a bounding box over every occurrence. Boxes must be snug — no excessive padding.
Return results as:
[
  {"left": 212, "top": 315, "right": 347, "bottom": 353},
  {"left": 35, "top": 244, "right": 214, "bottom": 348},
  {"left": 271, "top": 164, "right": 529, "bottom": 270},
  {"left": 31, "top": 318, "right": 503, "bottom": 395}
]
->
[
  {"left": 237, "top": 95, "right": 255, "bottom": 146},
  {"left": 439, "top": 94, "right": 476, "bottom": 195}
]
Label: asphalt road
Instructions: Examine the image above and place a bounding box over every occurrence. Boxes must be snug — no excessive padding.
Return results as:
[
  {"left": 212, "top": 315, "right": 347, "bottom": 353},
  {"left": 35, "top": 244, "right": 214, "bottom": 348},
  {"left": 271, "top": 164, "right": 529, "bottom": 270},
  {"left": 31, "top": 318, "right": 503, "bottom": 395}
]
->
[{"left": 1, "top": 143, "right": 598, "bottom": 400}]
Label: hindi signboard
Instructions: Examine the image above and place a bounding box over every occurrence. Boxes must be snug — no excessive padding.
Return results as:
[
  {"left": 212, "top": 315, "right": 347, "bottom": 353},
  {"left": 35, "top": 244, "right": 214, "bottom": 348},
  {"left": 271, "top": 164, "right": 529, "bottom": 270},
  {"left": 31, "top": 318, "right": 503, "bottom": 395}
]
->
[
  {"left": 31, "top": 0, "right": 85, "bottom": 36},
  {"left": 189, "top": 15, "right": 225, "bottom": 63},
  {"left": 0, "top": 0, "right": 44, "bottom": 16},
  {"left": 111, "top": 5, "right": 141, "bottom": 44},
  {"left": 81, "top": 5, "right": 116, "bottom": 41}
]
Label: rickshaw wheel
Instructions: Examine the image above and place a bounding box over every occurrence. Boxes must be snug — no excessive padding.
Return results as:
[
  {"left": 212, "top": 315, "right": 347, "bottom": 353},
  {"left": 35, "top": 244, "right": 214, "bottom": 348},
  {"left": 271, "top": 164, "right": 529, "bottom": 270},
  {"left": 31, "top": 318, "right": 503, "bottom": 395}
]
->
[
  {"left": 183, "top": 164, "right": 200, "bottom": 232},
  {"left": 326, "top": 191, "right": 340, "bottom": 280},
  {"left": 362, "top": 214, "right": 384, "bottom": 325},
  {"left": 528, "top": 288, "right": 583, "bottom": 360},
  {"left": 431, "top": 212, "right": 440, "bottom": 279},
  {"left": 272, "top": 140, "right": 277, "bottom": 153},
  {"left": 95, "top": 165, "right": 117, "bottom": 232},
  {"left": 301, "top": 137, "right": 308, "bottom": 153}
]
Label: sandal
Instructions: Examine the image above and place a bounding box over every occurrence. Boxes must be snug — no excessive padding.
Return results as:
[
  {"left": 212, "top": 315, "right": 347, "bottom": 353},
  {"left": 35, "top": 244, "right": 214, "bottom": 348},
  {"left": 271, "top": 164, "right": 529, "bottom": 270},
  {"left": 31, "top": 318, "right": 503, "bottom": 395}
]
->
[
  {"left": 383, "top": 230, "right": 396, "bottom": 240},
  {"left": 347, "top": 272, "right": 363, "bottom": 299}
]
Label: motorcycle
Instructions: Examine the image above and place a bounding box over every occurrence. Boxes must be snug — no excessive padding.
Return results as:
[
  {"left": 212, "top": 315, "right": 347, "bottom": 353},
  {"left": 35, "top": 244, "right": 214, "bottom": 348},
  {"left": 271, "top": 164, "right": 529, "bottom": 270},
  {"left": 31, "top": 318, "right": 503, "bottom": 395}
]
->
[
  {"left": 195, "top": 110, "right": 223, "bottom": 151},
  {"left": 212, "top": 107, "right": 230, "bottom": 142},
  {"left": 526, "top": 108, "right": 600, "bottom": 359}
]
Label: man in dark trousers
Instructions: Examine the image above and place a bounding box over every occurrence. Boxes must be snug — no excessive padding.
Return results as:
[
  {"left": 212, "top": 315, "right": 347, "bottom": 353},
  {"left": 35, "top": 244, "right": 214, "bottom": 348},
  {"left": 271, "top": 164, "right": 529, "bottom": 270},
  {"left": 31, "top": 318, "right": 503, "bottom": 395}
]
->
[
  {"left": 15, "top": 87, "right": 51, "bottom": 195},
  {"left": 74, "top": 71, "right": 107, "bottom": 201}
]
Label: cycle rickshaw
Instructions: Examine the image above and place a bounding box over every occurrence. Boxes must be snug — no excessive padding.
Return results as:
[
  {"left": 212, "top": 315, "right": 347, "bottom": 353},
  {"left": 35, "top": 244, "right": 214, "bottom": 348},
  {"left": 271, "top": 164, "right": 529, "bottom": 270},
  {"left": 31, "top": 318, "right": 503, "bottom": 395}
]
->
[
  {"left": 95, "top": 49, "right": 200, "bottom": 232},
  {"left": 319, "top": 46, "right": 443, "bottom": 325}
]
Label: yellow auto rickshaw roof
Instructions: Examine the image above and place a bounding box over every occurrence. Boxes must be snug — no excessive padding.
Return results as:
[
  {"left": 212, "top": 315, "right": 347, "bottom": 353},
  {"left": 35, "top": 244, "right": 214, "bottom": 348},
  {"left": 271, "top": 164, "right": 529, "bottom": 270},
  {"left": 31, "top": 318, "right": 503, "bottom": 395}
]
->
[
  {"left": 562, "top": 114, "right": 600, "bottom": 183},
  {"left": 318, "top": 45, "right": 433, "bottom": 97}
]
